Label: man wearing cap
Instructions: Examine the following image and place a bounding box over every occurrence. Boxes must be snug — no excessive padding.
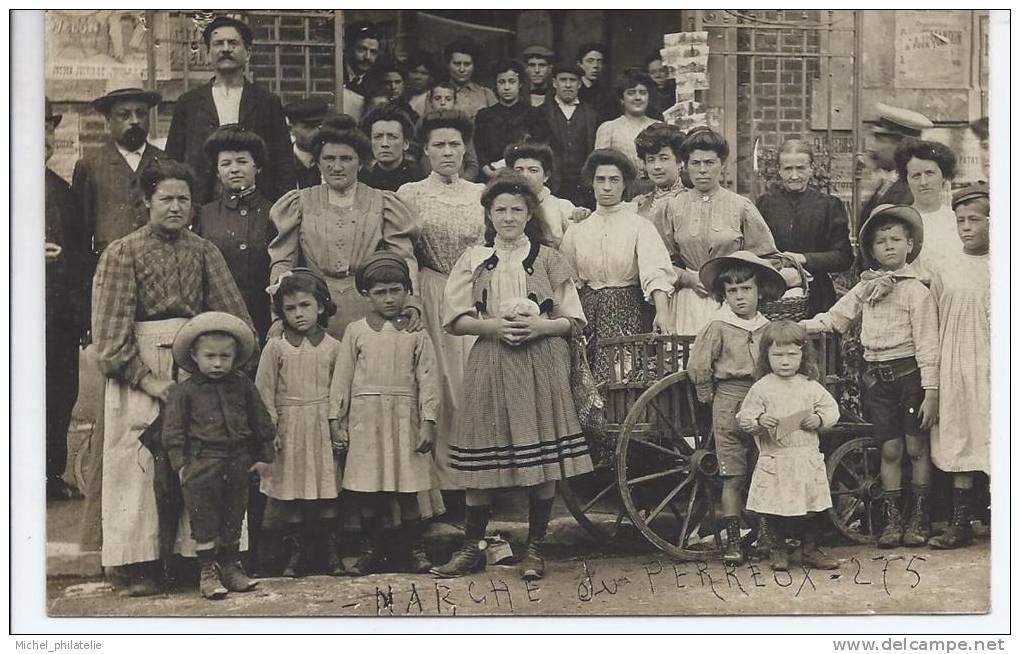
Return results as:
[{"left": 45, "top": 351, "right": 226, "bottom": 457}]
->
[
  {"left": 344, "top": 21, "right": 382, "bottom": 97},
  {"left": 860, "top": 102, "right": 933, "bottom": 224},
  {"left": 283, "top": 99, "right": 329, "bottom": 190},
  {"left": 166, "top": 15, "right": 294, "bottom": 204},
  {"left": 523, "top": 45, "right": 555, "bottom": 107},
  {"left": 541, "top": 63, "right": 599, "bottom": 207},
  {"left": 45, "top": 100, "right": 87, "bottom": 501}
]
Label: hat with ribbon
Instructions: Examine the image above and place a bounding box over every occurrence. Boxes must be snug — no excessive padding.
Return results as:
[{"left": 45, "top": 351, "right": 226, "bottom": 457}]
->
[
  {"left": 858, "top": 204, "right": 924, "bottom": 268},
  {"left": 171, "top": 312, "right": 257, "bottom": 374},
  {"left": 92, "top": 86, "right": 162, "bottom": 116},
  {"left": 871, "top": 103, "right": 933, "bottom": 139},
  {"left": 698, "top": 250, "right": 786, "bottom": 303}
]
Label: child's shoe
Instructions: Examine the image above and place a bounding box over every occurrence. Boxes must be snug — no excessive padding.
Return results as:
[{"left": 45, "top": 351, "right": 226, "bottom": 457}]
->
[
  {"left": 403, "top": 519, "right": 432, "bottom": 574},
  {"left": 197, "top": 550, "right": 228, "bottom": 600},
  {"left": 929, "top": 488, "right": 975, "bottom": 550},
  {"left": 722, "top": 517, "right": 746, "bottom": 564},
  {"left": 798, "top": 544, "right": 839, "bottom": 570},
  {"left": 877, "top": 490, "right": 904, "bottom": 549},
  {"left": 347, "top": 516, "right": 382, "bottom": 577},
  {"left": 519, "top": 540, "right": 545, "bottom": 580},
  {"left": 768, "top": 546, "right": 790, "bottom": 571},
  {"left": 126, "top": 562, "right": 162, "bottom": 597},
  {"left": 324, "top": 531, "right": 347, "bottom": 576},
  {"left": 281, "top": 533, "right": 303, "bottom": 578},
  {"left": 431, "top": 541, "right": 485, "bottom": 578},
  {"left": 902, "top": 485, "right": 931, "bottom": 547},
  {"left": 216, "top": 544, "right": 258, "bottom": 592}
]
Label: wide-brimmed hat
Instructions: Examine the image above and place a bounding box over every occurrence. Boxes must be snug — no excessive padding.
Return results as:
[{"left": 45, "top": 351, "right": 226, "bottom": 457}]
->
[
  {"left": 92, "top": 87, "right": 162, "bottom": 116},
  {"left": 45, "top": 98, "right": 62, "bottom": 127},
  {"left": 858, "top": 204, "right": 924, "bottom": 267},
  {"left": 698, "top": 251, "right": 786, "bottom": 302},
  {"left": 172, "top": 312, "right": 257, "bottom": 374}
]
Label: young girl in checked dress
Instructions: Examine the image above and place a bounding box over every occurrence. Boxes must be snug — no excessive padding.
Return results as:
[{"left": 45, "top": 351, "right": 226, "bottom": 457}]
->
[
  {"left": 432, "top": 171, "right": 593, "bottom": 581},
  {"left": 736, "top": 321, "right": 840, "bottom": 571},
  {"left": 255, "top": 269, "right": 344, "bottom": 577}
]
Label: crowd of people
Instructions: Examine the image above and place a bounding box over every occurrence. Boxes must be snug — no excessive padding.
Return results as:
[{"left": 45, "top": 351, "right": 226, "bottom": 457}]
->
[{"left": 43, "top": 15, "right": 990, "bottom": 600}]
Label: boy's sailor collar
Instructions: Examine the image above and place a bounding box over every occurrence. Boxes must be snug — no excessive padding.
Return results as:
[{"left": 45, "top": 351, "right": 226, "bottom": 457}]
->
[{"left": 712, "top": 304, "right": 770, "bottom": 332}]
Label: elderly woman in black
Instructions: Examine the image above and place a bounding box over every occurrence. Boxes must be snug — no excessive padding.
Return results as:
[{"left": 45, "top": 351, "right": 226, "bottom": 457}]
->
[{"left": 755, "top": 138, "right": 852, "bottom": 314}]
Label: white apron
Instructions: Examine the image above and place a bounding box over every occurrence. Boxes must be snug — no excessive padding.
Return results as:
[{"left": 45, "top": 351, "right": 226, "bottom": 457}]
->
[{"left": 100, "top": 318, "right": 248, "bottom": 566}]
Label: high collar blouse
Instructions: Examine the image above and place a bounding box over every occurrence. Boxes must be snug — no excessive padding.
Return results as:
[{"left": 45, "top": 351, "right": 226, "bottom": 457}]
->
[
  {"left": 558, "top": 203, "right": 677, "bottom": 302},
  {"left": 397, "top": 172, "right": 486, "bottom": 276},
  {"left": 659, "top": 184, "right": 777, "bottom": 269}
]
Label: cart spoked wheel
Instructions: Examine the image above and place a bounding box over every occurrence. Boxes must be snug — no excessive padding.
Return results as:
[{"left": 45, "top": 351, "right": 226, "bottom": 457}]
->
[
  {"left": 826, "top": 435, "right": 883, "bottom": 544},
  {"left": 559, "top": 467, "right": 632, "bottom": 544},
  {"left": 615, "top": 371, "right": 730, "bottom": 560}
]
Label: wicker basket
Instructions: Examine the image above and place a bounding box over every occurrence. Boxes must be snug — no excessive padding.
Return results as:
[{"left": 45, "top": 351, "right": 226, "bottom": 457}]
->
[{"left": 761, "top": 253, "right": 811, "bottom": 321}]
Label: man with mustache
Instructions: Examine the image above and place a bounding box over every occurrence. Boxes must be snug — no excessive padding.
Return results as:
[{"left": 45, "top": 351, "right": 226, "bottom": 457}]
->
[
  {"left": 71, "top": 85, "right": 164, "bottom": 553},
  {"left": 344, "top": 21, "right": 382, "bottom": 97},
  {"left": 166, "top": 15, "right": 294, "bottom": 204}
]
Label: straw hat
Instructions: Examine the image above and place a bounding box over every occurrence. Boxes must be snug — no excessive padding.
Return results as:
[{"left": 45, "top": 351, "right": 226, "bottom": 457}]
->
[
  {"left": 698, "top": 251, "right": 786, "bottom": 302},
  {"left": 858, "top": 204, "right": 924, "bottom": 268},
  {"left": 172, "top": 312, "right": 256, "bottom": 374}
]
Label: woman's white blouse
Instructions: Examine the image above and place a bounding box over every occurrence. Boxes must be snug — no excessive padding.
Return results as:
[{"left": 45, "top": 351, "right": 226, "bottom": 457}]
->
[{"left": 559, "top": 203, "right": 677, "bottom": 301}]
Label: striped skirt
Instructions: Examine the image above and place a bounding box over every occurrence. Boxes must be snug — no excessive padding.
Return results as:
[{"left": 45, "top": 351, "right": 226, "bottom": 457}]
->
[{"left": 448, "top": 335, "right": 594, "bottom": 489}]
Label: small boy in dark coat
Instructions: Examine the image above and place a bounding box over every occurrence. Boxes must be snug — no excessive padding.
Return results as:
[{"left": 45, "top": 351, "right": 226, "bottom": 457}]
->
[{"left": 162, "top": 312, "right": 276, "bottom": 600}]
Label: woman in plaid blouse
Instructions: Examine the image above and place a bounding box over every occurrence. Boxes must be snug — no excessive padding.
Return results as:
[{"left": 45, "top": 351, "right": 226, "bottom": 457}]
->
[{"left": 90, "top": 159, "right": 254, "bottom": 597}]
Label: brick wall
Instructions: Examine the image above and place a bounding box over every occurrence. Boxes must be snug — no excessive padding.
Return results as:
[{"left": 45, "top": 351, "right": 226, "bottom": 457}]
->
[{"left": 733, "top": 10, "right": 835, "bottom": 198}]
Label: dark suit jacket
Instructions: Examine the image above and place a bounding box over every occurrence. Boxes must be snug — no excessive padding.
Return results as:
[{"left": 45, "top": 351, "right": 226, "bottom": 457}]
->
[
  {"left": 165, "top": 79, "right": 295, "bottom": 205},
  {"left": 71, "top": 141, "right": 163, "bottom": 256},
  {"left": 46, "top": 168, "right": 88, "bottom": 331},
  {"left": 473, "top": 102, "right": 552, "bottom": 168},
  {"left": 541, "top": 100, "right": 599, "bottom": 192},
  {"left": 860, "top": 177, "right": 913, "bottom": 227},
  {"left": 756, "top": 187, "right": 853, "bottom": 314}
]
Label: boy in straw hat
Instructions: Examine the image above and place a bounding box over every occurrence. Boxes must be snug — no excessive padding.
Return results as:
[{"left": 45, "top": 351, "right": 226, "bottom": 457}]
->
[
  {"left": 802, "top": 204, "right": 939, "bottom": 550},
  {"left": 162, "top": 312, "right": 276, "bottom": 599},
  {"left": 688, "top": 251, "right": 786, "bottom": 564}
]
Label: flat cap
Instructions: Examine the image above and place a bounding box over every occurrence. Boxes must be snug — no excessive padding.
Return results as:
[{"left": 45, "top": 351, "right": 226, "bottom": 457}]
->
[
  {"left": 551, "top": 62, "right": 585, "bottom": 78},
  {"left": 522, "top": 45, "right": 555, "bottom": 60},
  {"left": 951, "top": 182, "right": 989, "bottom": 210},
  {"left": 872, "top": 102, "right": 934, "bottom": 138},
  {"left": 283, "top": 98, "right": 329, "bottom": 125}
]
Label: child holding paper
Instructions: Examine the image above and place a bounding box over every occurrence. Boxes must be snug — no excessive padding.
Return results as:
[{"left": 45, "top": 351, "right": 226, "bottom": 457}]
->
[{"left": 737, "top": 320, "right": 840, "bottom": 572}]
